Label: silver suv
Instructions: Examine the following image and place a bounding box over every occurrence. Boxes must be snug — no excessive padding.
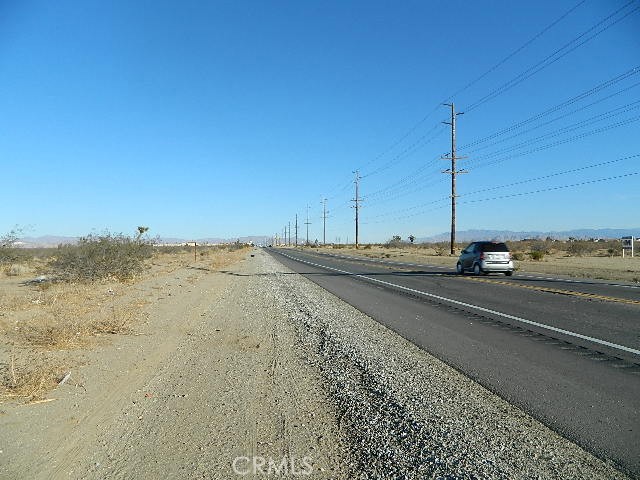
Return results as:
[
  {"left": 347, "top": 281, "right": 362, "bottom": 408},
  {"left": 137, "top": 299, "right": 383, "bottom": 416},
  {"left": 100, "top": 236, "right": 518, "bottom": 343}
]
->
[{"left": 456, "top": 241, "right": 514, "bottom": 276}]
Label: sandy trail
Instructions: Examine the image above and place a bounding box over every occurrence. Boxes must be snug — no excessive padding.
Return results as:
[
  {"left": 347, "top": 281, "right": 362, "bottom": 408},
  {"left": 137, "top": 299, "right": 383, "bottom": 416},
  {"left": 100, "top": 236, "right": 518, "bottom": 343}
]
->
[{"left": 0, "top": 253, "right": 347, "bottom": 479}]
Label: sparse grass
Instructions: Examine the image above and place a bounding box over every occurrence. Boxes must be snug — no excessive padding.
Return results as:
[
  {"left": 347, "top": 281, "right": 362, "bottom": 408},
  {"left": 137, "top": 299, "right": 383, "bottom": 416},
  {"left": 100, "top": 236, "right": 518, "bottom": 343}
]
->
[{"left": 0, "top": 354, "right": 68, "bottom": 402}]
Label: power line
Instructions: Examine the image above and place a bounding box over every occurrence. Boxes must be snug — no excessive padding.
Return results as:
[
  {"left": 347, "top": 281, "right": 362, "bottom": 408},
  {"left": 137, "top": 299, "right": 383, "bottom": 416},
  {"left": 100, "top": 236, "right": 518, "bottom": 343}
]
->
[
  {"left": 460, "top": 154, "right": 640, "bottom": 197},
  {"left": 466, "top": 101, "right": 640, "bottom": 160},
  {"left": 352, "top": 0, "right": 586, "bottom": 176},
  {"left": 466, "top": 114, "right": 640, "bottom": 170},
  {"left": 319, "top": 2, "right": 604, "bottom": 208},
  {"left": 364, "top": 68, "right": 640, "bottom": 203},
  {"left": 445, "top": 0, "right": 588, "bottom": 104},
  {"left": 362, "top": 109, "right": 640, "bottom": 210},
  {"left": 460, "top": 171, "right": 640, "bottom": 204},
  {"left": 361, "top": 123, "right": 445, "bottom": 178},
  {"left": 460, "top": 66, "right": 640, "bottom": 150},
  {"left": 362, "top": 169, "right": 639, "bottom": 225},
  {"left": 316, "top": 3, "right": 638, "bottom": 226},
  {"left": 466, "top": 1, "right": 640, "bottom": 112},
  {"left": 362, "top": 155, "right": 636, "bottom": 220}
]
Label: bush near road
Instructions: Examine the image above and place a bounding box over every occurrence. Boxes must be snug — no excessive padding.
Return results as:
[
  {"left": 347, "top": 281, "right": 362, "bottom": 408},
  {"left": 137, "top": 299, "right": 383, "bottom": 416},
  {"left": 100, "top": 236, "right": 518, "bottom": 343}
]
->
[{"left": 47, "top": 233, "right": 153, "bottom": 282}]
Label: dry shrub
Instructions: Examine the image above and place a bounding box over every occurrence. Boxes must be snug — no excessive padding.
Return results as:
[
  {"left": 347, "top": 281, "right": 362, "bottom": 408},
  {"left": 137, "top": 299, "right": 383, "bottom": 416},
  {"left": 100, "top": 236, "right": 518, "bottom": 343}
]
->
[
  {"left": 0, "top": 354, "right": 67, "bottom": 402},
  {"left": 48, "top": 232, "right": 153, "bottom": 282}
]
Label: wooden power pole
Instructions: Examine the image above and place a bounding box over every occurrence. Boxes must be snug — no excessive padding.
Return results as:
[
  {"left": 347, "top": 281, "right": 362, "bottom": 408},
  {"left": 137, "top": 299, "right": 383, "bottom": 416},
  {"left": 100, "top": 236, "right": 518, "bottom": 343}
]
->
[
  {"left": 442, "top": 103, "right": 467, "bottom": 255},
  {"left": 321, "top": 198, "right": 328, "bottom": 245},
  {"left": 305, "top": 205, "right": 311, "bottom": 245},
  {"left": 352, "top": 171, "right": 361, "bottom": 249}
]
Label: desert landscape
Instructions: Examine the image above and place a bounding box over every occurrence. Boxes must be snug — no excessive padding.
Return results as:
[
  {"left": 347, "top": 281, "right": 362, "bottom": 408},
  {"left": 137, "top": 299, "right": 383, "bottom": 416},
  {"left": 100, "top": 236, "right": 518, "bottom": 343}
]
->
[{"left": 0, "top": 236, "right": 636, "bottom": 478}]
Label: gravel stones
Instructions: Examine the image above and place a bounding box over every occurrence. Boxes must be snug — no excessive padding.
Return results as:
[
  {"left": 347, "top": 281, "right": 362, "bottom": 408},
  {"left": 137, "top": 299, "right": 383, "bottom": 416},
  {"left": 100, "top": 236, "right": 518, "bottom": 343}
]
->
[{"left": 261, "top": 252, "right": 629, "bottom": 479}]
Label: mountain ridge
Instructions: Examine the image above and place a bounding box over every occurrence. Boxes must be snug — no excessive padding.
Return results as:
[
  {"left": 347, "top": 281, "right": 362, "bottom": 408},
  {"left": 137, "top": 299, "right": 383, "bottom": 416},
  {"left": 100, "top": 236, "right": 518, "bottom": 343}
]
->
[{"left": 418, "top": 228, "right": 640, "bottom": 243}]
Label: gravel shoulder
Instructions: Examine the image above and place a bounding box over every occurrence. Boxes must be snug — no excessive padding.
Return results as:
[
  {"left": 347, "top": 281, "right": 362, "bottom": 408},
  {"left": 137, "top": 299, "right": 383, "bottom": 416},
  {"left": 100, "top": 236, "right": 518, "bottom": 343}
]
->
[{"left": 0, "top": 249, "right": 631, "bottom": 479}]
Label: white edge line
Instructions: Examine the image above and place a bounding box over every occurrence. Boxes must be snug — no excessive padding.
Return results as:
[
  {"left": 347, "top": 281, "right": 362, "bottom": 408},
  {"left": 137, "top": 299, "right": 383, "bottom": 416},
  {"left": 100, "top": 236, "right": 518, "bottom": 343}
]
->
[{"left": 278, "top": 251, "right": 640, "bottom": 357}]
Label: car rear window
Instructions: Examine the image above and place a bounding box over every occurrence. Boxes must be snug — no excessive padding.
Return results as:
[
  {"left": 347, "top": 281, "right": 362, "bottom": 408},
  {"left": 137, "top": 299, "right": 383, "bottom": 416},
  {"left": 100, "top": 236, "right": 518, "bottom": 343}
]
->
[{"left": 479, "top": 242, "right": 509, "bottom": 252}]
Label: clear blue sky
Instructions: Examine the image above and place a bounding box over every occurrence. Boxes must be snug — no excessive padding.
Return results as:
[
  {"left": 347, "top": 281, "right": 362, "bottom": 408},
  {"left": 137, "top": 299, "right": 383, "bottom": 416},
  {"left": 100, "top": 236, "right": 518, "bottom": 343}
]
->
[{"left": 1, "top": 0, "right": 639, "bottom": 242}]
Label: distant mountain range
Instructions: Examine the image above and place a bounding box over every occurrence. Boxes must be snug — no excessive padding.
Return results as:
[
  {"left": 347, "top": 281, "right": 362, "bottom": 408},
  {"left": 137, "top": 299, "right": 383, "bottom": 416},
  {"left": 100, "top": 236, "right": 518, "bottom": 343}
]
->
[
  {"left": 419, "top": 228, "right": 640, "bottom": 243},
  {"left": 12, "top": 229, "right": 639, "bottom": 248},
  {"left": 14, "top": 235, "right": 271, "bottom": 248}
]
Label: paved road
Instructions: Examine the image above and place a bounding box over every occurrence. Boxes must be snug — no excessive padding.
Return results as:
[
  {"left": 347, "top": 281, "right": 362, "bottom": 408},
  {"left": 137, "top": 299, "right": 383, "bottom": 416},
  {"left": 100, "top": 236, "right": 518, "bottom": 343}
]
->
[{"left": 267, "top": 247, "right": 640, "bottom": 477}]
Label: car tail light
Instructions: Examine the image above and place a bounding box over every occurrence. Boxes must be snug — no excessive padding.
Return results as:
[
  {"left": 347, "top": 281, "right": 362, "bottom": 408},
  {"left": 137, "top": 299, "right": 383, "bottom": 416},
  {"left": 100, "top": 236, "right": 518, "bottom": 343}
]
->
[{"left": 480, "top": 253, "right": 485, "bottom": 260}]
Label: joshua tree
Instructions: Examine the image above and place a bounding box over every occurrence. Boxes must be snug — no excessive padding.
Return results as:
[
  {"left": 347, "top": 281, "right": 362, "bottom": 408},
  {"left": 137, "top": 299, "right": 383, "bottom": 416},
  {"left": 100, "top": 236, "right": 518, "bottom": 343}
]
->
[{"left": 136, "top": 226, "right": 149, "bottom": 241}]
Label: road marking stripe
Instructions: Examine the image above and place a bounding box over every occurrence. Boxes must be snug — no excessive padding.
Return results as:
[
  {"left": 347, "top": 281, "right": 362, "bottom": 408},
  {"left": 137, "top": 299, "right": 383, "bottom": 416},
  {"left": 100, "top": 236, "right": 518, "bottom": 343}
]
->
[
  {"left": 317, "top": 251, "right": 640, "bottom": 303},
  {"left": 277, "top": 251, "right": 640, "bottom": 357},
  {"left": 461, "top": 276, "right": 640, "bottom": 305},
  {"left": 318, "top": 251, "right": 640, "bottom": 289}
]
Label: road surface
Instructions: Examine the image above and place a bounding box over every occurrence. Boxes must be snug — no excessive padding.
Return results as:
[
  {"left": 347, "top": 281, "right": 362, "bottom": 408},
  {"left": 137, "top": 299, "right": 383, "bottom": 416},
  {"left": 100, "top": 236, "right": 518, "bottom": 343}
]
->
[{"left": 267, "top": 247, "right": 640, "bottom": 477}]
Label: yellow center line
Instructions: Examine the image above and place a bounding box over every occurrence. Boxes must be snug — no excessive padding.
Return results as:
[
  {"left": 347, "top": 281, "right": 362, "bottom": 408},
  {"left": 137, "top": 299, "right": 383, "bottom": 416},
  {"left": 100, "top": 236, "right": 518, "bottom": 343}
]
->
[
  {"left": 461, "top": 276, "right": 640, "bottom": 306},
  {"left": 345, "top": 257, "right": 639, "bottom": 306}
]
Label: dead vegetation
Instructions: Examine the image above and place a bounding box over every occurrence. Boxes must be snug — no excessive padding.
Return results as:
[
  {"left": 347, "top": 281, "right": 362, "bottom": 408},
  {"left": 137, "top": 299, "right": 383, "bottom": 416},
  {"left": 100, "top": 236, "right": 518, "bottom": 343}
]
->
[
  {"left": 0, "top": 231, "right": 250, "bottom": 403},
  {"left": 0, "top": 352, "right": 69, "bottom": 402}
]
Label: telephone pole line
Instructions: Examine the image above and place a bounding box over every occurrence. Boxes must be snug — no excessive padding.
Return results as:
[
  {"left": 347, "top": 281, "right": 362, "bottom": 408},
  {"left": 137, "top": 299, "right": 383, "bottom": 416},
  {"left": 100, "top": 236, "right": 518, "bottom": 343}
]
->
[
  {"left": 321, "top": 198, "right": 328, "bottom": 245},
  {"left": 305, "top": 204, "right": 311, "bottom": 245},
  {"left": 442, "top": 102, "right": 467, "bottom": 255},
  {"left": 351, "top": 171, "right": 361, "bottom": 249},
  {"left": 295, "top": 214, "right": 298, "bottom": 247}
]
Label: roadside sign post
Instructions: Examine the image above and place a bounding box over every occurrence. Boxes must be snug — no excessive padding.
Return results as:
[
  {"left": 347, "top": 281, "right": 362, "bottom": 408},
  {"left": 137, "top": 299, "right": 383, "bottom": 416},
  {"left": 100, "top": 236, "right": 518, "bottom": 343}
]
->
[{"left": 621, "top": 236, "right": 634, "bottom": 258}]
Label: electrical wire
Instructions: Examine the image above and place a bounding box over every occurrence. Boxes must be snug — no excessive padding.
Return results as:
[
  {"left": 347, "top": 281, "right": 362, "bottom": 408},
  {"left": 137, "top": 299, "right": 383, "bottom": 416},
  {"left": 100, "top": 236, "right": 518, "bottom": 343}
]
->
[
  {"left": 460, "top": 66, "right": 640, "bottom": 150},
  {"left": 362, "top": 170, "right": 639, "bottom": 225},
  {"left": 465, "top": 1, "right": 640, "bottom": 112},
  {"left": 352, "top": 0, "right": 587, "bottom": 176}
]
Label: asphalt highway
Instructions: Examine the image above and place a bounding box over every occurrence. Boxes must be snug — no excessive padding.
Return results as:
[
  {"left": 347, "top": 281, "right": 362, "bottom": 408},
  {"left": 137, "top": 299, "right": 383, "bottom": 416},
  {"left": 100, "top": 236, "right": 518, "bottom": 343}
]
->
[{"left": 267, "top": 247, "right": 640, "bottom": 477}]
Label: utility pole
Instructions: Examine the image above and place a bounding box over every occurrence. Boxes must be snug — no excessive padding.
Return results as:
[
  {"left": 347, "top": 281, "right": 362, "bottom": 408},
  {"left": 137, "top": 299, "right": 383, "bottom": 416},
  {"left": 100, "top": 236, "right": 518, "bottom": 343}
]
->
[
  {"left": 304, "top": 205, "right": 311, "bottom": 246},
  {"left": 288, "top": 221, "right": 291, "bottom": 246},
  {"left": 321, "top": 198, "right": 328, "bottom": 245},
  {"left": 442, "top": 103, "right": 467, "bottom": 255},
  {"left": 351, "top": 171, "right": 361, "bottom": 249},
  {"left": 295, "top": 214, "right": 298, "bottom": 247}
]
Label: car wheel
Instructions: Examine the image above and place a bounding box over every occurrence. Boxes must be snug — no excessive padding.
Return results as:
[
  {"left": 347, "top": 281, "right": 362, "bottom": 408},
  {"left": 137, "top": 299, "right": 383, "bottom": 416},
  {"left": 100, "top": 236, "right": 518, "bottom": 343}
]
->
[
  {"left": 505, "top": 271, "right": 513, "bottom": 277},
  {"left": 456, "top": 262, "right": 464, "bottom": 275},
  {"left": 473, "top": 263, "right": 483, "bottom": 275}
]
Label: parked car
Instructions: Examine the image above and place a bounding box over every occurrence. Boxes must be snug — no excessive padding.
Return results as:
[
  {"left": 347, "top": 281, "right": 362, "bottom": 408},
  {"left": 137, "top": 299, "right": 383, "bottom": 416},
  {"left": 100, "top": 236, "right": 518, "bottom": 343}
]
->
[{"left": 456, "top": 241, "right": 514, "bottom": 276}]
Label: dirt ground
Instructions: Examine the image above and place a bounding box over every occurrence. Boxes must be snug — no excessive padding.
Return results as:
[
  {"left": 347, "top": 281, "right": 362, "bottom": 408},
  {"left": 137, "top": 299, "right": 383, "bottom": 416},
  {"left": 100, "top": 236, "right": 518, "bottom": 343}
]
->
[
  {"left": 307, "top": 245, "right": 640, "bottom": 283},
  {"left": 0, "top": 250, "right": 348, "bottom": 479}
]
